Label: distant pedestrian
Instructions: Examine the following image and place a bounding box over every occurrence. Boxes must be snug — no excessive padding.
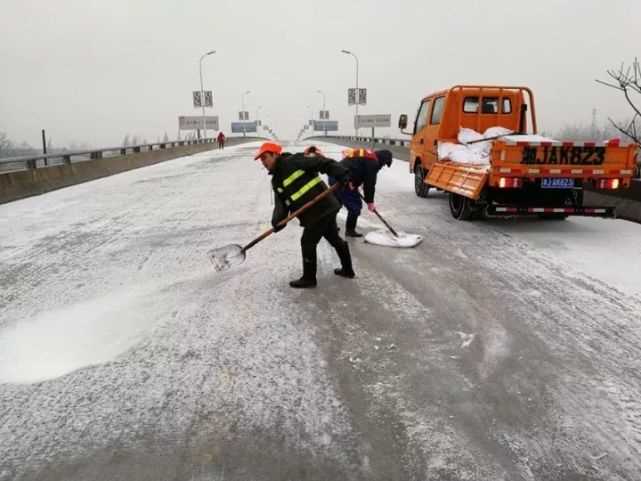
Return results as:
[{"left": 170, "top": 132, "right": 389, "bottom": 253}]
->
[{"left": 217, "top": 131, "right": 226, "bottom": 149}]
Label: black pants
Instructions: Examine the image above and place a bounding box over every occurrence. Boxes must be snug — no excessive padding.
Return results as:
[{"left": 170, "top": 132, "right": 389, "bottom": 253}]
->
[
  {"left": 329, "top": 177, "right": 361, "bottom": 232},
  {"left": 300, "top": 212, "right": 353, "bottom": 280}
]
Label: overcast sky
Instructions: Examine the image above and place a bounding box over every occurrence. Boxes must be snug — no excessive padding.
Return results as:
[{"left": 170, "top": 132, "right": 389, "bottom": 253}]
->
[{"left": 1, "top": 0, "right": 640, "bottom": 147}]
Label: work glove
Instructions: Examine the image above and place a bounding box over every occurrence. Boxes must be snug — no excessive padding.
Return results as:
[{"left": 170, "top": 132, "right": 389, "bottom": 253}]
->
[
  {"left": 367, "top": 202, "right": 377, "bottom": 213},
  {"left": 304, "top": 145, "right": 322, "bottom": 156},
  {"left": 272, "top": 220, "right": 286, "bottom": 232}
]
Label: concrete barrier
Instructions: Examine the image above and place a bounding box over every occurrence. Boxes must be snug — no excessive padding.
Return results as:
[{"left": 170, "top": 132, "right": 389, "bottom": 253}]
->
[
  {"left": 584, "top": 180, "right": 641, "bottom": 223},
  {"left": 0, "top": 137, "right": 261, "bottom": 205}
]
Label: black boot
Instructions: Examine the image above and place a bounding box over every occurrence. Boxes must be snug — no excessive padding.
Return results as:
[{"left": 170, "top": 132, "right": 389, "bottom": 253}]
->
[
  {"left": 289, "top": 277, "right": 317, "bottom": 288},
  {"left": 334, "top": 241, "right": 356, "bottom": 279},
  {"left": 290, "top": 249, "right": 317, "bottom": 288},
  {"left": 345, "top": 212, "right": 363, "bottom": 238}
]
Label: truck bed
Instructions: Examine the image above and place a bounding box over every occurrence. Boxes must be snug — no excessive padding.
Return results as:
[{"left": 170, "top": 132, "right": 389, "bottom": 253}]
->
[
  {"left": 426, "top": 138, "right": 637, "bottom": 202},
  {"left": 426, "top": 162, "right": 488, "bottom": 200}
]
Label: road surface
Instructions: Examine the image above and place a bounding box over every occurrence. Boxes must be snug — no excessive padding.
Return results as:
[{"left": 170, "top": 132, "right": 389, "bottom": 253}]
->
[{"left": 1, "top": 141, "right": 641, "bottom": 481}]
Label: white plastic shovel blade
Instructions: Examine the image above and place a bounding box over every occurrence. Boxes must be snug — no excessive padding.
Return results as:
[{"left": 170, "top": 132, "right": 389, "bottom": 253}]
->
[
  {"left": 208, "top": 244, "right": 245, "bottom": 271},
  {"left": 364, "top": 230, "right": 423, "bottom": 248}
]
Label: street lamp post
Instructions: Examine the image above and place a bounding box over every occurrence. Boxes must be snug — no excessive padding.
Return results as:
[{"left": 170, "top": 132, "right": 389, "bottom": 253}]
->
[
  {"left": 316, "top": 90, "right": 327, "bottom": 136},
  {"left": 255, "top": 105, "right": 263, "bottom": 130},
  {"left": 199, "top": 50, "right": 216, "bottom": 140},
  {"left": 316, "top": 89, "right": 326, "bottom": 112},
  {"left": 241, "top": 90, "right": 251, "bottom": 114},
  {"left": 341, "top": 49, "right": 360, "bottom": 136},
  {"left": 306, "top": 105, "right": 313, "bottom": 134},
  {"left": 241, "top": 90, "right": 251, "bottom": 136}
]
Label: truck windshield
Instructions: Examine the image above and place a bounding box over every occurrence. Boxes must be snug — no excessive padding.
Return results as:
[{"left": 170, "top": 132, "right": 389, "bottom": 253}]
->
[
  {"left": 431, "top": 97, "right": 445, "bottom": 124},
  {"left": 415, "top": 100, "right": 431, "bottom": 133}
]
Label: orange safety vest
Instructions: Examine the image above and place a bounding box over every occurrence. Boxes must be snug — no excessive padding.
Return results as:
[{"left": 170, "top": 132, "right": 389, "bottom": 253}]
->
[{"left": 342, "top": 148, "right": 378, "bottom": 161}]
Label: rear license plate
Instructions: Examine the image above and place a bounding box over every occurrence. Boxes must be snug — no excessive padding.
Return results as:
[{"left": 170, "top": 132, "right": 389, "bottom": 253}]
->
[{"left": 541, "top": 178, "right": 574, "bottom": 189}]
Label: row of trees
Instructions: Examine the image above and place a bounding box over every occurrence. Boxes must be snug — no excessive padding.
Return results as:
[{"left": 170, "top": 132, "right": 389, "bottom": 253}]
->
[
  {"left": 0, "top": 132, "right": 95, "bottom": 159},
  {"left": 547, "top": 120, "right": 620, "bottom": 142},
  {"left": 0, "top": 132, "right": 39, "bottom": 158},
  {"left": 121, "top": 132, "right": 172, "bottom": 147},
  {"left": 2, "top": 129, "right": 188, "bottom": 158}
]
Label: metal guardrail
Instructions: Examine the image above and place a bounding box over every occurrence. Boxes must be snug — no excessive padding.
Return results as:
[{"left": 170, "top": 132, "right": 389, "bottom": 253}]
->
[
  {"left": 0, "top": 138, "right": 218, "bottom": 173},
  {"left": 305, "top": 135, "right": 412, "bottom": 148}
]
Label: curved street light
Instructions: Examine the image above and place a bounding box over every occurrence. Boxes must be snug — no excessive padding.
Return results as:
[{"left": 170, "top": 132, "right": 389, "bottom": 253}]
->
[
  {"left": 241, "top": 90, "right": 252, "bottom": 113},
  {"left": 199, "top": 50, "right": 216, "bottom": 139},
  {"left": 316, "top": 89, "right": 326, "bottom": 111},
  {"left": 340, "top": 49, "right": 360, "bottom": 135}
]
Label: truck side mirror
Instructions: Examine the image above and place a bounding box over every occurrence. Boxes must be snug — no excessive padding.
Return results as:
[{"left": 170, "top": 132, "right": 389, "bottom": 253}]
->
[{"left": 398, "top": 114, "right": 408, "bottom": 130}]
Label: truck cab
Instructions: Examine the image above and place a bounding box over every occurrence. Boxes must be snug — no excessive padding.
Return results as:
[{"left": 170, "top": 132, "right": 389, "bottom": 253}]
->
[{"left": 400, "top": 86, "right": 535, "bottom": 196}]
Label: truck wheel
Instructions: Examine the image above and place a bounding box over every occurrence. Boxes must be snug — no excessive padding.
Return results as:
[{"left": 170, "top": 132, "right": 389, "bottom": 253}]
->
[
  {"left": 449, "top": 193, "right": 473, "bottom": 220},
  {"left": 414, "top": 165, "right": 430, "bottom": 198}
]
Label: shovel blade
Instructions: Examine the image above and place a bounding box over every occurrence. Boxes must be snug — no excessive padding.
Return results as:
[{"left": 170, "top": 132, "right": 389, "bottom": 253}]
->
[
  {"left": 364, "top": 230, "right": 424, "bottom": 248},
  {"left": 208, "top": 244, "right": 246, "bottom": 271}
]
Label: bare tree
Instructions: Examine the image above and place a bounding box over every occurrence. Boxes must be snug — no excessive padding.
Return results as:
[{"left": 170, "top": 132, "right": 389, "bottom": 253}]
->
[
  {"left": 596, "top": 58, "right": 641, "bottom": 144},
  {"left": 0, "top": 131, "right": 11, "bottom": 154},
  {"left": 162, "top": 132, "right": 169, "bottom": 142},
  {"left": 553, "top": 122, "right": 619, "bottom": 142},
  {"left": 122, "top": 134, "right": 130, "bottom": 147}
]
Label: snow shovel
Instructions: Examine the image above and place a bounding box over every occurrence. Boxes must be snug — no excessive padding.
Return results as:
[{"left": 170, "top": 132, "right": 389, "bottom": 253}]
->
[
  {"left": 359, "top": 193, "right": 399, "bottom": 237},
  {"left": 208, "top": 183, "right": 340, "bottom": 272},
  {"left": 358, "top": 193, "right": 424, "bottom": 248}
]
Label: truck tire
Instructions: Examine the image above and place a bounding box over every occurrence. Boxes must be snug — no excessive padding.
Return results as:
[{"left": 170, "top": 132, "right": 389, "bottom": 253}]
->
[
  {"left": 414, "top": 164, "right": 430, "bottom": 198},
  {"left": 449, "top": 193, "right": 474, "bottom": 220}
]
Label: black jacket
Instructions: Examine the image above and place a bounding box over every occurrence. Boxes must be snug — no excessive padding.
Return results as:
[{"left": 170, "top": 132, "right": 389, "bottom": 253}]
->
[
  {"left": 270, "top": 153, "right": 348, "bottom": 228},
  {"left": 340, "top": 156, "right": 383, "bottom": 203}
]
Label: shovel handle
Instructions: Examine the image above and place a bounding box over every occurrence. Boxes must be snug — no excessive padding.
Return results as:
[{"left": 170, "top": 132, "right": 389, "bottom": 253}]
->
[
  {"left": 371, "top": 208, "right": 399, "bottom": 237},
  {"left": 463, "top": 131, "right": 517, "bottom": 145},
  {"left": 242, "top": 183, "right": 340, "bottom": 252},
  {"left": 358, "top": 192, "right": 399, "bottom": 237}
]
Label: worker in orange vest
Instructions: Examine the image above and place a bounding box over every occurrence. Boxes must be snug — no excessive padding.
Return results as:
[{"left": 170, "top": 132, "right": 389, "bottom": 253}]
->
[{"left": 333, "top": 148, "right": 393, "bottom": 237}]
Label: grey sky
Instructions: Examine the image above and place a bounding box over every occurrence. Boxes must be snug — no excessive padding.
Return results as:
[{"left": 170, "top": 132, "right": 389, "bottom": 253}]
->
[{"left": 1, "top": 0, "right": 639, "bottom": 147}]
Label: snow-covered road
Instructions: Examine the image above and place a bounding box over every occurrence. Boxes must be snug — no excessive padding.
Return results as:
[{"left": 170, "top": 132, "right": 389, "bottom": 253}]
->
[{"left": 1, "top": 141, "right": 641, "bottom": 480}]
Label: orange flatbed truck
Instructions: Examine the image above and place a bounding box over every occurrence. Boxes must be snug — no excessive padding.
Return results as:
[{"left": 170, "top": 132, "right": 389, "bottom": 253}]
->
[{"left": 398, "top": 85, "right": 638, "bottom": 220}]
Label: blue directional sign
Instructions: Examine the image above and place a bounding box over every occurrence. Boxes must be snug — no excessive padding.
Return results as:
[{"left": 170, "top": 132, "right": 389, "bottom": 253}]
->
[
  {"left": 313, "top": 120, "right": 338, "bottom": 132},
  {"left": 231, "top": 121, "right": 258, "bottom": 133}
]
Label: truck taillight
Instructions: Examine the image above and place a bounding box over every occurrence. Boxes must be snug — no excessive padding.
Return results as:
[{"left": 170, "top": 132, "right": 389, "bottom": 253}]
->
[
  {"left": 498, "top": 177, "right": 522, "bottom": 188},
  {"left": 597, "top": 178, "right": 620, "bottom": 190}
]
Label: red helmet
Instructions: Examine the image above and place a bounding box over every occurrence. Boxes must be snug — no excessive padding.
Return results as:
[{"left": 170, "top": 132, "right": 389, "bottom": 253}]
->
[{"left": 254, "top": 142, "right": 283, "bottom": 160}]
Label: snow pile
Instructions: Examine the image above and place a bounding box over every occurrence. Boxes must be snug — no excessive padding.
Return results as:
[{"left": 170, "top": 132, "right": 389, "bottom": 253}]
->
[
  {"left": 437, "top": 127, "right": 559, "bottom": 165},
  {"left": 364, "top": 230, "right": 423, "bottom": 248},
  {"left": 0, "top": 285, "right": 166, "bottom": 383}
]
